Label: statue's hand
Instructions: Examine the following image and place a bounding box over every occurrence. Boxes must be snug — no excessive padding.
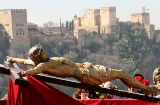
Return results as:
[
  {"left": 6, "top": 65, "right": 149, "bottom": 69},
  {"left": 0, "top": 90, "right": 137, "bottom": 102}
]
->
[
  {"left": 17, "top": 71, "right": 26, "bottom": 78},
  {"left": 6, "top": 56, "right": 14, "bottom": 63}
]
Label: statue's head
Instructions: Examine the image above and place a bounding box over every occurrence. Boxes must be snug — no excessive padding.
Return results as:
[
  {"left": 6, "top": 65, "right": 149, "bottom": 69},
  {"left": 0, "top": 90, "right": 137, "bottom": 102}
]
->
[
  {"left": 153, "top": 68, "right": 160, "bottom": 85},
  {"left": 28, "top": 44, "right": 47, "bottom": 65}
]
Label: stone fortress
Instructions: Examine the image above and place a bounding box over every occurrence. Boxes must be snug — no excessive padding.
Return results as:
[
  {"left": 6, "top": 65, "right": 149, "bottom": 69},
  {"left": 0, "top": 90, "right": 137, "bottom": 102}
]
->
[
  {"left": 74, "top": 7, "right": 155, "bottom": 39},
  {"left": 0, "top": 9, "right": 30, "bottom": 57},
  {"left": 0, "top": 7, "right": 157, "bottom": 58},
  {"left": 131, "top": 7, "right": 155, "bottom": 39},
  {"left": 74, "top": 7, "right": 118, "bottom": 39}
]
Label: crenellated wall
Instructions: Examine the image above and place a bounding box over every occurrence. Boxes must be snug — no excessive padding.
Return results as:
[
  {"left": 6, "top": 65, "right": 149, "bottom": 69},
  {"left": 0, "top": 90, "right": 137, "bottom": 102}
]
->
[
  {"left": 0, "top": 9, "right": 30, "bottom": 53},
  {"left": 101, "top": 7, "right": 116, "bottom": 26},
  {"left": 74, "top": 6, "right": 118, "bottom": 37},
  {"left": 131, "top": 7, "right": 153, "bottom": 39}
]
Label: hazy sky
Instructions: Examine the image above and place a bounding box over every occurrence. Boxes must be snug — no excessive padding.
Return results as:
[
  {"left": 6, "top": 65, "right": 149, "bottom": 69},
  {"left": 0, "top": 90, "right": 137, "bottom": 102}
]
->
[{"left": 1, "top": 0, "right": 160, "bottom": 29}]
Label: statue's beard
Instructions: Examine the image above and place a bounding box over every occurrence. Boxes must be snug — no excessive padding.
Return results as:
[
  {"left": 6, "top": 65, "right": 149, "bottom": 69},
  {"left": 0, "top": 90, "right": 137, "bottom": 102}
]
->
[
  {"left": 28, "top": 56, "right": 41, "bottom": 66},
  {"left": 29, "top": 51, "right": 48, "bottom": 65}
]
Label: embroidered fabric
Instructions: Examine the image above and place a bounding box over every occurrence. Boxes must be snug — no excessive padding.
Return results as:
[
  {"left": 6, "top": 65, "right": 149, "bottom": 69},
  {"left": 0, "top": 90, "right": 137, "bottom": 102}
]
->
[{"left": 81, "top": 62, "right": 112, "bottom": 85}]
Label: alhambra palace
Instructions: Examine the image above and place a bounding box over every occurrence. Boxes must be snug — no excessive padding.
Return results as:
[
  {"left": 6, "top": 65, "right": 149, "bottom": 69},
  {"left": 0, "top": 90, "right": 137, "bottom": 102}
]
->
[
  {"left": 0, "top": 7, "right": 158, "bottom": 58},
  {"left": 0, "top": 6, "right": 160, "bottom": 105}
]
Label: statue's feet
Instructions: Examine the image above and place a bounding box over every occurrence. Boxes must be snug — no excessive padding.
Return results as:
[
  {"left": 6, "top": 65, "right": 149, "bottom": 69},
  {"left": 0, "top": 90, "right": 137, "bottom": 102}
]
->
[
  {"left": 143, "top": 86, "right": 159, "bottom": 95},
  {"left": 154, "top": 84, "right": 160, "bottom": 90}
]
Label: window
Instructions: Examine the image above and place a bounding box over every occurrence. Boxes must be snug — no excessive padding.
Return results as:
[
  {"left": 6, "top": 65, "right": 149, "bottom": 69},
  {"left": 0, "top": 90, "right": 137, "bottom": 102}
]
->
[{"left": 4, "top": 24, "right": 9, "bottom": 26}]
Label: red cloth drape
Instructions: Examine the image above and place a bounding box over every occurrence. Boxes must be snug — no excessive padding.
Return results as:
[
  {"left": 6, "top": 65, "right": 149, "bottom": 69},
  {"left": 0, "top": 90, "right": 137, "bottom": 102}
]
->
[
  {"left": 1, "top": 99, "right": 158, "bottom": 105},
  {"left": 0, "top": 100, "right": 7, "bottom": 105},
  {"left": 78, "top": 99, "right": 158, "bottom": 105},
  {"left": 6, "top": 75, "right": 159, "bottom": 105},
  {"left": 7, "top": 76, "right": 84, "bottom": 105}
]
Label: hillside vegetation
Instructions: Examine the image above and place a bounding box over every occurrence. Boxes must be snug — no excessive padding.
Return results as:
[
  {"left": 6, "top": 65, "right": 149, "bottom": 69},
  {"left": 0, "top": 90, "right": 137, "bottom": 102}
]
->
[{"left": 0, "top": 23, "right": 160, "bottom": 97}]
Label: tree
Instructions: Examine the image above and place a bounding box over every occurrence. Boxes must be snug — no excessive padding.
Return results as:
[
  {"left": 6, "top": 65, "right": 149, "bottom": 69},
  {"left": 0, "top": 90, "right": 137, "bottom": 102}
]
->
[
  {"left": 92, "top": 31, "right": 97, "bottom": 36},
  {"left": 69, "top": 21, "right": 71, "bottom": 32},
  {"left": 71, "top": 20, "right": 74, "bottom": 33},
  {"left": 117, "top": 24, "right": 150, "bottom": 70},
  {"left": 66, "top": 21, "right": 68, "bottom": 31},
  {"left": 60, "top": 18, "right": 62, "bottom": 32},
  {"left": 47, "top": 21, "right": 54, "bottom": 27},
  {"left": 98, "top": 22, "right": 100, "bottom": 35},
  {"left": 63, "top": 51, "right": 78, "bottom": 61},
  {"left": 104, "top": 35, "right": 118, "bottom": 55},
  {"left": 43, "top": 21, "right": 55, "bottom": 31}
]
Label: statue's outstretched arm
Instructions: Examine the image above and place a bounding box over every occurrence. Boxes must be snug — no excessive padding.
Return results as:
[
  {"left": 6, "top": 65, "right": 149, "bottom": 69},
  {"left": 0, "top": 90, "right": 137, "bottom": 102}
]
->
[
  {"left": 6, "top": 56, "right": 34, "bottom": 66},
  {"left": 19, "top": 63, "right": 45, "bottom": 77}
]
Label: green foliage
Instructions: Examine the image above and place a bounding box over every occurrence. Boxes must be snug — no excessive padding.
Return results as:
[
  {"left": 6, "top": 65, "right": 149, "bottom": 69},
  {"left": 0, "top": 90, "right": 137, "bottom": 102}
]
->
[
  {"left": 104, "top": 35, "right": 118, "bottom": 54},
  {"left": 66, "top": 21, "right": 68, "bottom": 31},
  {"left": 98, "top": 23, "right": 100, "bottom": 35},
  {"left": 0, "top": 58, "right": 3, "bottom": 64},
  {"left": 133, "top": 68, "right": 142, "bottom": 75},
  {"left": 41, "top": 42, "right": 60, "bottom": 57},
  {"left": 90, "top": 42, "right": 102, "bottom": 53},
  {"left": 152, "top": 41, "right": 160, "bottom": 58},
  {"left": 60, "top": 32, "right": 65, "bottom": 36},
  {"left": 69, "top": 21, "right": 72, "bottom": 32},
  {"left": 41, "top": 41, "right": 83, "bottom": 62},
  {"left": 63, "top": 51, "right": 78, "bottom": 61},
  {"left": 117, "top": 24, "right": 150, "bottom": 69},
  {"left": 92, "top": 31, "right": 97, "bottom": 36},
  {"left": 71, "top": 20, "right": 74, "bottom": 32},
  {"left": 156, "top": 35, "right": 160, "bottom": 43}
]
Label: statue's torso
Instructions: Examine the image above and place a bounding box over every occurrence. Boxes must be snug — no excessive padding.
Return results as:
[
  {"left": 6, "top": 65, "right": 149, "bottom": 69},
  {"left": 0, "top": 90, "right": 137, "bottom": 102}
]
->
[
  {"left": 39, "top": 57, "right": 110, "bottom": 85},
  {"left": 41, "top": 57, "right": 83, "bottom": 78}
]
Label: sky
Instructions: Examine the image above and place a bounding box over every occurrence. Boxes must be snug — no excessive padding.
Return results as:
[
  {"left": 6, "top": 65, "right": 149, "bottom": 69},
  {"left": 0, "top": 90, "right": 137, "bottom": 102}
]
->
[{"left": 1, "top": 0, "right": 160, "bottom": 29}]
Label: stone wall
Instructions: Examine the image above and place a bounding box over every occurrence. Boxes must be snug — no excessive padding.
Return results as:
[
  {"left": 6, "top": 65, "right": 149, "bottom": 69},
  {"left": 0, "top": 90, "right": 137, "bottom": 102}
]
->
[
  {"left": 130, "top": 8, "right": 153, "bottom": 39},
  {"left": 74, "top": 7, "right": 118, "bottom": 37},
  {"left": 0, "top": 9, "right": 30, "bottom": 55}
]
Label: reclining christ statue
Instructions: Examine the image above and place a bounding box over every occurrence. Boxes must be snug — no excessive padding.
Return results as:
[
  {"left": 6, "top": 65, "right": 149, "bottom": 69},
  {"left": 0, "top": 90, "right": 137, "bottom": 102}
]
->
[{"left": 6, "top": 44, "right": 159, "bottom": 94}]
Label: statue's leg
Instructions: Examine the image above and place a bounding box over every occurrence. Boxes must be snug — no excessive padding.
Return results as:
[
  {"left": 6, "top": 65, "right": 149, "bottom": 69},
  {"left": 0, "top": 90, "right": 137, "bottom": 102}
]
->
[{"left": 107, "top": 69, "right": 158, "bottom": 94}]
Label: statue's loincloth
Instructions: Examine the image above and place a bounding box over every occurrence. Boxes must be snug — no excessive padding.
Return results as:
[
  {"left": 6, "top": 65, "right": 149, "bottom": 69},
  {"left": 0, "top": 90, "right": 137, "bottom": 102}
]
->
[{"left": 80, "top": 62, "right": 111, "bottom": 85}]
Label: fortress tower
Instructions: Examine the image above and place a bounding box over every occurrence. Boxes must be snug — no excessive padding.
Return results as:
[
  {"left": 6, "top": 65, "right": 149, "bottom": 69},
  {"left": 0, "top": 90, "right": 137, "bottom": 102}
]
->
[
  {"left": 131, "top": 7, "right": 154, "bottom": 39},
  {"left": 101, "top": 7, "right": 116, "bottom": 26},
  {"left": 74, "top": 9, "right": 100, "bottom": 38},
  {"left": 73, "top": 7, "right": 118, "bottom": 38},
  {"left": 100, "top": 7, "right": 118, "bottom": 34},
  {"left": 0, "top": 9, "right": 30, "bottom": 52},
  {"left": 84, "top": 9, "right": 100, "bottom": 27}
]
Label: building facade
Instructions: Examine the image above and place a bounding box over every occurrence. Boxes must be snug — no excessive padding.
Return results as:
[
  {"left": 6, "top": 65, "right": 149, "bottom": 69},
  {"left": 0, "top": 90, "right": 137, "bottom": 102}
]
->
[
  {"left": 0, "top": 9, "right": 30, "bottom": 57},
  {"left": 131, "top": 7, "right": 154, "bottom": 39},
  {"left": 0, "top": 9, "right": 30, "bottom": 51},
  {"left": 74, "top": 7, "right": 119, "bottom": 39}
]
